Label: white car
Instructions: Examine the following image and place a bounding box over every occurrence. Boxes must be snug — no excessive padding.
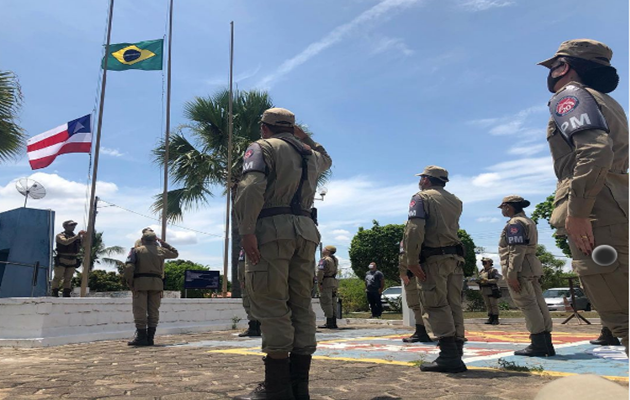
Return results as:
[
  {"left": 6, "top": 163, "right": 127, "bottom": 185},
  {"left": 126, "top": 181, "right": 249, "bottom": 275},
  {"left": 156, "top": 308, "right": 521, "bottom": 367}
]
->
[
  {"left": 543, "top": 287, "right": 591, "bottom": 312},
  {"left": 381, "top": 286, "right": 402, "bottom": 311}
]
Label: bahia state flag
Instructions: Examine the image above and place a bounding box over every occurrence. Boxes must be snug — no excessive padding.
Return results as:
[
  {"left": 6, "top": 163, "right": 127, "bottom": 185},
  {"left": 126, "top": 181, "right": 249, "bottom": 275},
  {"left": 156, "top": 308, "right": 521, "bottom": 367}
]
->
[
  {"left": 102, "top": 39, "right": 164, "bottom": 71},
  {"left": 27, "top": 114, "right": 92, "bottom": 170}
]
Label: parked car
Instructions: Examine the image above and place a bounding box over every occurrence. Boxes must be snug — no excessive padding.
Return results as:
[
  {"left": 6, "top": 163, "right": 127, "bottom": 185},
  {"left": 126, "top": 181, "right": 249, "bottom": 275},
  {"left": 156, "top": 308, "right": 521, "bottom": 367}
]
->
[
  {"left": 381, "top": 286, "right": 402, "bottom": 311},
  {"left": 543, "top": 287, "right": 591, "bottom": 311}
]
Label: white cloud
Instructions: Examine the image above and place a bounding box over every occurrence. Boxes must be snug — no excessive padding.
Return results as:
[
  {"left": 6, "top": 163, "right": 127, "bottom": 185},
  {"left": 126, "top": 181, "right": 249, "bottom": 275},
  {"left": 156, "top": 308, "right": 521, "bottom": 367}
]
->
[
  {"left": 257, "top": 0, "right": 423, "bottom": 87},
  {"left": 370, "top": 36, "right": 414, "bottom": 56},
  {"left": 206, "top": 64, "right": 262, "bottom": 86},
  {"left": 334, "top": 235, "right": 351, "bottom": 242},
  {"left": 101, "top": 147, "right": 124, "bottom": 157},
  {"left": 332, "top": 229, "right": 351, "bottom": 236},
  {"left": 508, "top": 143, "right": 547, "bottom": 156},
  {"left": 476, "top": 217, "right": 501, "bottom": 223},
  {"left": 469, "top": 105, "right": 547, "bottom": 136},
  {"left": 458, "top": 0, "right": 515, "bottom": 12}
]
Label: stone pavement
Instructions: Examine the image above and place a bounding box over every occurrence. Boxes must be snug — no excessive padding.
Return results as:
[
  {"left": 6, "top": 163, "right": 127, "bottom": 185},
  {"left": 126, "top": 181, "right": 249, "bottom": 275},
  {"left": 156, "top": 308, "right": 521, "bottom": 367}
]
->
[{"left": 0, "top": 320, "right": 627, "bottom": 400}]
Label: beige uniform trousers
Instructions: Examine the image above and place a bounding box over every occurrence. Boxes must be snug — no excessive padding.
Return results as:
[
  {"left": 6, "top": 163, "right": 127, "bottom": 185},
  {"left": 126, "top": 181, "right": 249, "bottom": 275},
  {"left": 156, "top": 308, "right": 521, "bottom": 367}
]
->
[
  {"left": 568, "top": 223, "right": 629, "bottom": 351},
  {"left": 246, "top": 237, "right": 318, "bottom": 356},
  {"left": 239, "top": 262, "right": 254, "bottom": 321},
  {"left": 319, "top": 278, "right": 339, "bottom": 318},
  {"left": 404, "top": 276, "right": 428, "bottom": 328},
  {"left": 132, "top": 290, "right": 162, "bottom": 329},
  {"left": 482, "top": 294, "right": 499, "bottom": 315},
  {"left": 419, "top": 257, "right": 464, "bottom": 339},
  {"left": 507, "top": 277, "right": 552, "bottom": 334},
  {"left": 52, "top": 266, "right": 75, "bottom": 289}
]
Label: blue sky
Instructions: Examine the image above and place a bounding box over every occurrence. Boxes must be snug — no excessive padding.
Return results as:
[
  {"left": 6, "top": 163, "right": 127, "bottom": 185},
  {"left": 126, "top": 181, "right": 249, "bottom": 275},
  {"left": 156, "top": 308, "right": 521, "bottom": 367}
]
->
[{"left": 0, "top": 0, "right": 627, "bottom": 277}]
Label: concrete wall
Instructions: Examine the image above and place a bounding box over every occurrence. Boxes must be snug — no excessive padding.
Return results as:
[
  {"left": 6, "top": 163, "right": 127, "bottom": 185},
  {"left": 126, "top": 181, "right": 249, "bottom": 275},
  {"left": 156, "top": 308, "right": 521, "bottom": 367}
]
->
[
  {"left": 0, "top": 297, "right": 326, "bottom": 347},
  {"left": 0, "top": 207, "right": 54, "bottom": 298}
]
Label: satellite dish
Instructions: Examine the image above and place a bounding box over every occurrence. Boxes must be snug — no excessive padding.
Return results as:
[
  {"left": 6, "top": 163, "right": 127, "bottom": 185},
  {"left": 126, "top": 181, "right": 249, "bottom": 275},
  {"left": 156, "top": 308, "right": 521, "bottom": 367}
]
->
[{"left": 16, "top": 178, "right": 47, "bottom": 208}]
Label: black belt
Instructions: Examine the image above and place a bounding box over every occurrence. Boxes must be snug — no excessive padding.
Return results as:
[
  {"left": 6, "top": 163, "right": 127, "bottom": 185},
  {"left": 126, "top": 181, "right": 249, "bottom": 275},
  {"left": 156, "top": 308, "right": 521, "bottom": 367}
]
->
[
  {"left": 134, "top": 273, "right": 162, "bottom": 279},
  {"left": 324, "top": 275, "right": 336, "bottom": 279},
  {"left": 258, "top": 207, "right": 311, "bottom": 219},
  {"left": 422, "top": 245, "right": 459, "bottom": 258}
]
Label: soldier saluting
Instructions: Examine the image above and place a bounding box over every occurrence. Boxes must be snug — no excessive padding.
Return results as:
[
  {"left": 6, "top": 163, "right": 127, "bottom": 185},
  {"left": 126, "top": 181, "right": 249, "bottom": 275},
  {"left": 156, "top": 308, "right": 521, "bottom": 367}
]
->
[{"left": 51, "top": 220, "right": 85, "bottom": 297}]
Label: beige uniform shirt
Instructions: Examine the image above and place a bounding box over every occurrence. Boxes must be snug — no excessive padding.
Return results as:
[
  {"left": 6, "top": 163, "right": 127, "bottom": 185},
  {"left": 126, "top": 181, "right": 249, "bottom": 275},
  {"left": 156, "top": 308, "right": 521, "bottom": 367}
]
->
[
  {"left": 234, "top": 133, "right": 332, "bottom": 246},
  {"left": 479, "top": 267, "right": 500, "bottom": 296},
  {"left": 403, "top": 187, "right": 464, "bottom": 266},
  {"left": 317, "top": 255, "right": 338, "bottom": 283},
  {"left": 124, "top": 243, "right": 178, "bottom": 291},
  {"left": 498, "top": 212, "right": 542, "bottom": 280},
  {"left": 547, "top": 82, "right": 629, "bottom": 232}
]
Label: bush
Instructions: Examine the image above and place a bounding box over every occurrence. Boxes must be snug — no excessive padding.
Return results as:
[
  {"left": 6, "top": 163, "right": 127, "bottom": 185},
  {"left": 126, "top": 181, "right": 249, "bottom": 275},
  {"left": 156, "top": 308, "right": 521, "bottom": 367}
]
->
[
  {"left": 338, "top": 278, "right": 369, "bottom": 312},
  {"left": 464, "top": 289, "right": 486, "bottom": 312},
  {"left": 499, "top": 301, "right": 511, "bottom": 310}
]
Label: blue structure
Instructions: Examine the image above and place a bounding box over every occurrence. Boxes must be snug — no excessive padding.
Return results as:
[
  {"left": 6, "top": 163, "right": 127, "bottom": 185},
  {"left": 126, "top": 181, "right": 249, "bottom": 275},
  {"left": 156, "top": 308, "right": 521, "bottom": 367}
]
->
[{"left": 0, "top": 207, "right": 54, "bottom": 297}]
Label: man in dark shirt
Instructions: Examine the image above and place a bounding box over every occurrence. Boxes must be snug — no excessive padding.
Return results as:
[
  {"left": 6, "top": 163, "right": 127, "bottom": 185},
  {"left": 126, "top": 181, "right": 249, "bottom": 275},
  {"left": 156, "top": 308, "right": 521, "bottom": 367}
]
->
[{"left": 365, "top": 262, "right": 384, "bottom": 318}]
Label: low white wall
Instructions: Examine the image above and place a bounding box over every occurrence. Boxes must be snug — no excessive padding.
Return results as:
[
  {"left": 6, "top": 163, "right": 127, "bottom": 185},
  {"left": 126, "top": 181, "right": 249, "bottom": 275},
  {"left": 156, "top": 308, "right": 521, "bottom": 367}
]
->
[{"left": 0, "top": 297, "right": 326, "bottom": 348}]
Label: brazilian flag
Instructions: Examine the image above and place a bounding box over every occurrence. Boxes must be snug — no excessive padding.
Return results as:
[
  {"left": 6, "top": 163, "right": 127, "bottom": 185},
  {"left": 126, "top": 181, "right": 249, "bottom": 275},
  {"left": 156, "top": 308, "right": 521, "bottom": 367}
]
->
[{"left": 102, "top": 39, "right": 164, "bottom": 71}]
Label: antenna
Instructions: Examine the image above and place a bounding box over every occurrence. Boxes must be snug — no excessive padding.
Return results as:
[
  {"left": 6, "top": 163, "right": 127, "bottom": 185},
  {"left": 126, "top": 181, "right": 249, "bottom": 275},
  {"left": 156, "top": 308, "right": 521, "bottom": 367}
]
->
[{"left": 16, "top": 178, "right": 47, "bottom": 208}]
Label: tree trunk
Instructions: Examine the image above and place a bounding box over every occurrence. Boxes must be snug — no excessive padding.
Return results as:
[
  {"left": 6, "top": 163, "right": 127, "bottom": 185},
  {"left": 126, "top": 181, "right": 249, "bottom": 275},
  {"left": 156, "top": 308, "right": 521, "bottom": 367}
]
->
[{"left": 230, "top": 186, "right": 242, "bottom": 298}]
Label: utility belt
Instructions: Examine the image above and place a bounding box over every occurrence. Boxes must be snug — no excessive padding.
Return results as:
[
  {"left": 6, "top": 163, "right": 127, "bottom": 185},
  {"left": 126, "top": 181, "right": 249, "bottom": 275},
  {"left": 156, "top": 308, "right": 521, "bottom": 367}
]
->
[
  {"left": 258, "top": 207, "right": 314, "bottom": 220},
  {"left": 134, "top": 273, "right": 163, "bottom": 279},
  {"left": 420, "top": 244, "right": 465, "bottom": 263},
  {"left": 323, "top": 275, "right": 337, "bottom": 279},
  {"left": 54, "top": 255, "right": 81, "bottom": 268}
]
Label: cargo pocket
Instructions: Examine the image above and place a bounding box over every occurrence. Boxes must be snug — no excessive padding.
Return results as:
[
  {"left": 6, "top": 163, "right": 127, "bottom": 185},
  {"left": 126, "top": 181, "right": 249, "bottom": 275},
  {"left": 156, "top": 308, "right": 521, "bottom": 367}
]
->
[
  {"left": 246, "top": 263, "right": 269, "bottom": 297},
  {"left": 419, "top": 281, "right": 441, "bottom": 308},
  {"left": 550, "top": 182, "right": 570, "bottom": 229}
]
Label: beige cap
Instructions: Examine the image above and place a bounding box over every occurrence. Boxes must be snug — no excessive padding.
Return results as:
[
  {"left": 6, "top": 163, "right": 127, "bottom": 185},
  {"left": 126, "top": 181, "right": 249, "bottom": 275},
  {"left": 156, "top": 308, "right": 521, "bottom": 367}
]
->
[
  {"left": 481, "top": 257, "right": 493, "bottom": 264},
  {"left": 142, "top": 227, "right": 154, "bottom": 234},
  {"left": 261, "top": 108, "right": 295, "bottom": 127},
  {"left": 62, "top": 220, "right": 78, "bottom": 228},
  {"left": 142, "top": 231, "right": 157, "bottom": 241},
  {"left": 416, "top": 165, "right": 449, "bottom": 182},
  {"left": 498, "top": 195, "right": 531, "bottom": 208},
  {"left": 538, "top": 39, "right": 613, "bottom": 68},
  {"left": 324, "top": 245, "right": 337, "bottom": 254}
]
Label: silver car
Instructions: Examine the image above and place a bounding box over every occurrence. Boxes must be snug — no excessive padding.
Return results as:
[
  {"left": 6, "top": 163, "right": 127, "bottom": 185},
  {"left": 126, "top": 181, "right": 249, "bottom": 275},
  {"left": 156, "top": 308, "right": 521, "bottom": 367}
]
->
[
  {"left": 543, "top": 287, "right": 591, "bottom": 311},
  {"left": 381, "top": 286, "right": 402, "bottom": 311}
]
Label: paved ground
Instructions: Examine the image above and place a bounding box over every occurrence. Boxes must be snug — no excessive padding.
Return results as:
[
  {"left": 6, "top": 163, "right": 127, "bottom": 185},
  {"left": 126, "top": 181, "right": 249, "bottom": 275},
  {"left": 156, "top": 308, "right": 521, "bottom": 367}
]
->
[{"left": 0, "top": 319, "right": 627, "bottom": 400}]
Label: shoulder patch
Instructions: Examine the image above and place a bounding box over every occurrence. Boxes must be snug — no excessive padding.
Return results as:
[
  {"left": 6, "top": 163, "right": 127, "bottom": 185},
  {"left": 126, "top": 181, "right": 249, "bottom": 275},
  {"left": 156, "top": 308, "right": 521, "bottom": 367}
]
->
[
  {"left": 399, "top": 240, "right": 405, "bottom": 255},
  {"left": 505, "top": 223, "right": 528, "bottom": 245},
  {"left": 126, "top": 248, "right": 137, "bottom": 264},
  {"left": 549, "top": 84, "right": 609, "bottom": 141},
  {"left": 408, "top": 194, "right": 426, "bottom": 220},
  {"left": 317, "top": 259, "right": 325, "bottom": 270},
  {"left": 238, "top": 249, "right": 245, "bottom": 262},
  {"left": 242, "top": 142, "right": 266, "bottom": 174}
]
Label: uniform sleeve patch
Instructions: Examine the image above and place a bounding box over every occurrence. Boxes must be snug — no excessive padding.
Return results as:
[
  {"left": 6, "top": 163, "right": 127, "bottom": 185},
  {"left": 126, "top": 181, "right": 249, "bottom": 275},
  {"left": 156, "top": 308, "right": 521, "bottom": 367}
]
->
[
  {"left": 317, "top": 259, "right": 325, "bottom": 270},
  {"left": 549, "top": 84, "right": 609, "bottom": 141},
  {"left": 505, "top": 223, "right": 527, "bottom": 245},
  {"left": 126, "top": 248, "right": 137, "bottom": 264},
  {"left": 399, "top": 240, "right": 405, "bottom": 255},
  {"left": 242, "top": 142, "right": 266, "bottom": 174},
  {"left": 408, "top": 195, "right": 426, "bottom": 219},
  {"left": 238, "top": 249, "right": 245, "bottom": 262}
]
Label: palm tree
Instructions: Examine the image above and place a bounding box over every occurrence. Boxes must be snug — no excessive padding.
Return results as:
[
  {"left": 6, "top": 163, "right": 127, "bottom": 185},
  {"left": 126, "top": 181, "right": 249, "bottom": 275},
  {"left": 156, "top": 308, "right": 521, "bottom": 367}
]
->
[
  {"left": 85, "top": 231, "right": 127, "bottom": 272},
  {"left": 0, "top": 71, "right": 27, "bottom": 163},
  {"left": 153, "top": 89, "right": 329, "bottom": 297}
]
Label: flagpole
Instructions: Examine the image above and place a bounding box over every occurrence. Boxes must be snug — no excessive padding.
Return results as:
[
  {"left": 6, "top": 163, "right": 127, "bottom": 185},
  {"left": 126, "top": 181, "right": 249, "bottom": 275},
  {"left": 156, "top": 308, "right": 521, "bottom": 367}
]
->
[
  {"left": 81, "top": 0, "right": 114, "bottom": 297},
  {"left": 222, "top": 21, "right": 234, "bottom": 297},
  {"left": 161, "top": 0, "right": 174, "bottom": 241}
]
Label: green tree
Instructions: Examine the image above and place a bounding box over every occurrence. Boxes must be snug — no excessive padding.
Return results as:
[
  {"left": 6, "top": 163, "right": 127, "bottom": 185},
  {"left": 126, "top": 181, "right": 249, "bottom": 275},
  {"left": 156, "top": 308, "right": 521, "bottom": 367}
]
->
[
  {"left": 72, "top": 270, "right": 126, "bottom": 292},
  {"left": 531, "top": 194, "right": 572, "bottom": 258},
  {"left": 0, "top": 71, "right": 26, "bottom": 163},
  {"left": 153, "top": 89, "right": 329, "bottom": 298},
  {"left": 458, "top": 229, "right": 477, "bottom": 277},
  {"left": 80, "top": 231, "right": 126, "bottom": 272},
  {"left": 537, "top": 244, "right": 574, "bottom": 289},
  {"left": 164, "top": 259, "right": 230, "bottom": 298}
]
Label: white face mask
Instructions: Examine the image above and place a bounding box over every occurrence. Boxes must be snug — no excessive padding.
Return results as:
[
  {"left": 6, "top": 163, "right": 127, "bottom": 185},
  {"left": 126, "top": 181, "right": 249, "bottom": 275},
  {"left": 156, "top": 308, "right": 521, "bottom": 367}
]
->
[{"left": 368, "top": 264, "right": 375, "bottom": 270}]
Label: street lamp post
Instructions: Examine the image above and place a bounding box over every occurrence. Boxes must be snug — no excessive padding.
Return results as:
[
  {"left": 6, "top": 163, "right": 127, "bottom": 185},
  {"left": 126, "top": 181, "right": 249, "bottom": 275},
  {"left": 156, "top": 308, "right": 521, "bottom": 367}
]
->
[{"left": 314, "top": 187, "right": 327, "bottom": 258}]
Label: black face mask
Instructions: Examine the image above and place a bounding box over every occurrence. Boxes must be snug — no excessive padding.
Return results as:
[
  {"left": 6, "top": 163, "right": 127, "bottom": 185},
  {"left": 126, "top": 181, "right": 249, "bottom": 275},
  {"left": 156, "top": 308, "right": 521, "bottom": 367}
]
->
[{"left": 547, "top": 64, "right": 566, "bottom": 93}]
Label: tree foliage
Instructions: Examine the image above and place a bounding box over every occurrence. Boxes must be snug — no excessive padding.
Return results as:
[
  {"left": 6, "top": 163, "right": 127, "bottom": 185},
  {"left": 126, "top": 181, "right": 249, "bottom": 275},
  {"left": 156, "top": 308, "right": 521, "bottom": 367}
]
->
[
  {"left": 531, "top": 194, "right": 572, "bottom": 258},
  {"left": 0, "top": 71, "right": 26, "bottom": 163},
  {"left": 72, "top": 270, "right": 125, "bottom": 292},
  {"left": 537, "top": 244, "right": 574, "bottom": 289},
  {"left": 348, "top": 221, "right": 478, "bottom": 281}
]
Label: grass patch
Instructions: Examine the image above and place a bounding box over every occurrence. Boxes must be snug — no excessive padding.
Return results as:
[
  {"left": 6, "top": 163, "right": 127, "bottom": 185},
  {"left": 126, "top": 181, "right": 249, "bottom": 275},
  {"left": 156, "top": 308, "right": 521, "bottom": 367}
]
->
[
  {"left": 497, "top": 358, "right": 544, "bottom": 373},
  {"left": 410, "top": 354, "right": 427, "bottom": 367}
]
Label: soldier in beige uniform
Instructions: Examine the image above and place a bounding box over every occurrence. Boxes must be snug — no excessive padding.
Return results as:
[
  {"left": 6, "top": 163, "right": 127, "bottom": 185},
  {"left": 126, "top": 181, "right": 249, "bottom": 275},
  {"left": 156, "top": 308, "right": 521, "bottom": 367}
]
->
[
  {"left": 238, "top": 247, "right": 261, "bottom": 337},
  {"left": 317, "top": 245, "right": 339, "bottom": 329},
  {"left": 398, "top": 239, "right": 432, "bottom": 342},
  {"left": 498, "top": 196, "right": 555, "bottom": 356},
  {"left": 134, "top": 227, "right": 154, "bottom": 248},
  {"left": 233, "top": 108, "right": 332, "bottom": 400},
  {"left": 477, "top": 257, "right": 501, "bottom": 325},
  {"left": 403, "top": 166, "right": 467, "bottom": 373},
  {"left": 539, "top": 39, "right": 628, "bottom": 354},
  {"left": 52, "top": 220, "right": 86, "bottom": 297},
  {"left": 124, "top": 231, "right": 178, "bottom": 346}
]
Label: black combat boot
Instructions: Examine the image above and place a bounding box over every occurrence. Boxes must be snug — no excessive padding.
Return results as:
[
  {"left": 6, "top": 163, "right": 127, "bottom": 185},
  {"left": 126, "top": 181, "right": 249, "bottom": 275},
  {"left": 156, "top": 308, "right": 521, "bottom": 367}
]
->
[
  {"left": 590, "top": 327, "right": 621, "bottom": 346},
  {"left": 330, "top": 317, "right": 338, "bottom": 329},
  {"left": 491, "top": 315, "right": 500, "bottom": 325},
  {"left": 239, "top": 321, "right": 262, "bottom": 337},
  {"left": 233, "top": 357, "right": 294, "bottom": 400},
  {"left": 543, "top": 331, "right": 556, "bottom": 356},
  {"left": 62, "top": 288, "right": 72, "bottom": 297},
  {"left": 514, "top": 332, "right": 553, "bottom": 357},
  {"left": 403, "top": 325, "right": 432, "bottom": 343},
  {"left": 147, "top": 327, "right": 157, "bottom": 346},
  {"left": 484, "top": 314, "right": 493, "bottom": 324},
  {"left": 318, "top": 318, "right": 336, "bottom": 329},
  {"left": 455, "top": 338, "right": 465, "bottom": 357},
  {"left": 290, "top": 353, "right": 312, "bottom": 400},
  {"left": 127, "top": 329, "right": 150, "bottom": 346},
  {"left": 51, "top": 289, "right": 60, "bottom": 297},
  {"left": 419, "top": 336, "right": 467, "bottom": 373}
]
